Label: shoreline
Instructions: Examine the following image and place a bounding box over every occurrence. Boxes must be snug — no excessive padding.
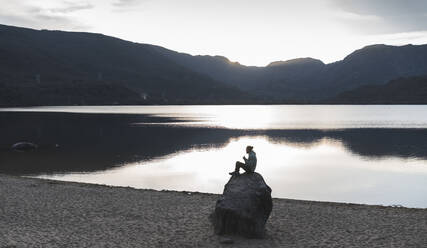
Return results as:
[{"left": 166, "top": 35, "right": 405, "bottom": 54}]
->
[
  {"left": 2, "top": 174, "right": 427, "bottom": 247},
  {"left": 24, "top": 175, "right": 427, "bottom": 210}
]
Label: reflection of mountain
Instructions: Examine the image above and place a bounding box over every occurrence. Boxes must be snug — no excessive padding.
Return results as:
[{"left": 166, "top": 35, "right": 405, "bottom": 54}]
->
[
  {"left": 263, "top": 129, "right": 427, "bottom": 159},
  {"left": 0, "top": 112, "right": 241, "bottom": 174},
  {"left": 1, "top": 112, "right": 426, "bottom": 174}
]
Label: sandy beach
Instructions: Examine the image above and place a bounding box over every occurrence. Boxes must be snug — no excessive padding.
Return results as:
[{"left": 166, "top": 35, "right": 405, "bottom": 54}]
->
[{"left": 1, "top": 175, "right": 426, "bottom": 247}]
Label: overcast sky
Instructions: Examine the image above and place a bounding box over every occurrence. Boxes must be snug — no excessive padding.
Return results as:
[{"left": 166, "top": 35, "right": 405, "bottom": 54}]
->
[{"left": 1, "top": 0, "right": 427, "bottom": 66}]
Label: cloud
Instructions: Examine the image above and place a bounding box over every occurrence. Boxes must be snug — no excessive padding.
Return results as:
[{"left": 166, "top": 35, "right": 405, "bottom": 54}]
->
[
  {"left": 368, "top": 31, "right": 427, "bottom": 45},
  {"left": 0, "top": 1, "right": 91, "bottom": 31},
  {"left": 28, "top": 2, "right": 94, "bottom": 15},
  {"left": 0, "top": 12, "right": 90, "bottom": 31},
  {"left": 334, "top": 11, "right": 381, "bottom": 22},
  {"left": 332, "top": 0, "right": 427, "bottom": 34},
  {"left": 50, "top": 2, "right": 94, "bottom": 14},
  {"left": 334, "top": 0, "right": 427, "bottom": 16},
  {"left": 112, "top": 0, "right": 150, "bottom": 12},
  {"left": 113, "top": 0, "right": 138, "bottom": 7}
]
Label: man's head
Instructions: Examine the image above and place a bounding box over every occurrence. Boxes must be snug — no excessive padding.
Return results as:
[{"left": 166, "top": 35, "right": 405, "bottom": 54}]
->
[{"left": 246, "top": 145, "right": 253, "bottom": 153}]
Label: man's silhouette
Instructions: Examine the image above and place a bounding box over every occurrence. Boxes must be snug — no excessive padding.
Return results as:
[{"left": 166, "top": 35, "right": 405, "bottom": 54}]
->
[{"left": 229, "top": 146, "right": 257, "bottom": 176}]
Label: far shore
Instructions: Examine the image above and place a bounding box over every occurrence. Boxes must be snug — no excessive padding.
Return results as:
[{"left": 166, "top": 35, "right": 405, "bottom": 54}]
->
[{"left": 1, "top": 174, "right": 426, "bottom": 247}]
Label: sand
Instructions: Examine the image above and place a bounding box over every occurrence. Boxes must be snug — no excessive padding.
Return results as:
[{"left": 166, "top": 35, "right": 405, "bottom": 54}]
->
[{"left": 1, "top": 175, "right": 427, "bottom": 247}]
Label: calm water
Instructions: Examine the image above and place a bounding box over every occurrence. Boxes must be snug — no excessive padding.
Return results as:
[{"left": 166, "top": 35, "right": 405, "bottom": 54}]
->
[{"left": 1, "top": 105, "right": 427, "bottom": 208}]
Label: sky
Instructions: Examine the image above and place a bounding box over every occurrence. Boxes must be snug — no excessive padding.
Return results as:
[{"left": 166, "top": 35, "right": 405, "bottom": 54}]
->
[{"left": 1, "top": 0, "right": 427, "bottom": 66}]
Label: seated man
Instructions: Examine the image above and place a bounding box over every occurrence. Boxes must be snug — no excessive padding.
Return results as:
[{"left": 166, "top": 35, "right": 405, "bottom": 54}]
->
[{"left": 229, "top": 146, "right": 257, "bottom": 176}]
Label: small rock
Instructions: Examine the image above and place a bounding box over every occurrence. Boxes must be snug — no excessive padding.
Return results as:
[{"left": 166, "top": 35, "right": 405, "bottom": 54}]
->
[
  {"left": 219, "top": 237, "right": 234, "bottom": 244},
  {"left": 11, "top": 142, "right": 38, "bottom": 151}
]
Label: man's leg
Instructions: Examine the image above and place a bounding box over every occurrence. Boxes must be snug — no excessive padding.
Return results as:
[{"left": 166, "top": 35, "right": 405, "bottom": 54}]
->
[
  {"left": 229, "top": 161, "right": 245, "bottom": 175},
  {"left": 235, "top": 161, "right": 245, "bottom": 173},
  {"left": 242, "top": 164, "right": 253, "bottom": 173}
]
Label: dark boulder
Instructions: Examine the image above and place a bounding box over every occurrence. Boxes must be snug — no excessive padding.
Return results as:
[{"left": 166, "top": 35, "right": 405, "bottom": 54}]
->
[
  {"left": 11, "top": 142, "right": 38, "bottom": 151},
  {"left": 211, "top": 172, "right": 272, "bottom": 238}
]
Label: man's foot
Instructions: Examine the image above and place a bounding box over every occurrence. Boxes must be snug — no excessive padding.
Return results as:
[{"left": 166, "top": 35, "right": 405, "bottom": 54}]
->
[{"left": 229, "top": 171, "right": 239, "bottom": 176}]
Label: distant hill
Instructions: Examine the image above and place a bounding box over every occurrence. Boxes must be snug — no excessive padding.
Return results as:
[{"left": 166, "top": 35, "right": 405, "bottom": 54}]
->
[
  {"left": 151, "top": 47, "right": 327, "bottom": 101},
  {"left": 0, "top": 24, "right": 251, "bottom": 106},
  {"left": 2, "top": 24, "right": 427, "bottom": 106},
  {"left": 327, "top": 76, "right": 427, "bottom": 104},
  {"left": 154, "top": 44, "right": 427, "bottom": 101}
]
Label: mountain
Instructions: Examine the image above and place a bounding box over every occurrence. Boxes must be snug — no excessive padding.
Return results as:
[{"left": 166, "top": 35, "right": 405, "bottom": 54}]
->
[
  {"left": 2, "top": 24, "right": 427, "bottom": 106},
  {"left": 152, "top": 46, "right": 326, "bottom": 101},
  {"left": 0, "top": 24, "right": 251, "bottom": 106},
  {"left": 320, "top": 44, "right": 427, "bottom": 92},
  {"left": 154, "top": 44, "right": 427, "bottom": 101},
  {"left": 327, "top": 76, "right": 427, "bottom": 104}
]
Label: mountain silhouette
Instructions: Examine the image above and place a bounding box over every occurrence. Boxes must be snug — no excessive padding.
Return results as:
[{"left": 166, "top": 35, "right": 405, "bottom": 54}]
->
[
  {"left": 155, "top": 44, "right": 427, "bottom": 101},
  {"left": 2, "top": 24, "right": 427, "bottom": 106},
  {"left": 327, "top": 76, "right": 427, "bottom": 104},
  {"left": 0, "top": 24, "right": 251, "bottom": 106}
]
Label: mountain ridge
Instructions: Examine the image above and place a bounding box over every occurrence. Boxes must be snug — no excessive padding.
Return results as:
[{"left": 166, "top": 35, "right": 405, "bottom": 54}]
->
[
  {"left": 327, "top": 76, "right": 427, "bottom": 104},
  {"left": 2, "top": 23, "right": 427, "bottom": 106},
  {"left": 153, "top": 42, "right": 427, "bottom": 100},
  {"left": 0, "top": 24, "right": 253, "bottom": 106}
]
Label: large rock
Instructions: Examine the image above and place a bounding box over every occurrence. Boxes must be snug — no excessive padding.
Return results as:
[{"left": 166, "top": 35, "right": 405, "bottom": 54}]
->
[{"left": 211, "top": 172, "right": 272, "bottom": 238}]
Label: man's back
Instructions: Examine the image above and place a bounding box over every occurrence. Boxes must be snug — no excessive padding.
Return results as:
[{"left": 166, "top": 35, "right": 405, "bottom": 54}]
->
[{"left": 247, "top": 151, "right": 257, "bottom": 172}]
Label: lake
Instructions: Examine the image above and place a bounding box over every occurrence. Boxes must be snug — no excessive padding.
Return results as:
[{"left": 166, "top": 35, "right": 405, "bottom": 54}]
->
[{"left": 1, "top": 105, "right": 427, "bottom": 208}]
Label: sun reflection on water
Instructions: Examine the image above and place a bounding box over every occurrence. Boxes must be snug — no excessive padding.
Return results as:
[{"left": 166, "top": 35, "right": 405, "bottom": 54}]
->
[
  {"left": 7, "top": 105, "right": 427, "bottom": 129},
  {"left": 38, "top": 136, "right": 427, "bottom": 208}
]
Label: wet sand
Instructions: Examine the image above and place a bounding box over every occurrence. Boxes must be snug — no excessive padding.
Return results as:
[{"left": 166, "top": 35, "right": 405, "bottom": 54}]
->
[{"left": 1, "top": 174, "right": 426, "bottom": 247}]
